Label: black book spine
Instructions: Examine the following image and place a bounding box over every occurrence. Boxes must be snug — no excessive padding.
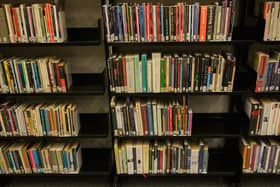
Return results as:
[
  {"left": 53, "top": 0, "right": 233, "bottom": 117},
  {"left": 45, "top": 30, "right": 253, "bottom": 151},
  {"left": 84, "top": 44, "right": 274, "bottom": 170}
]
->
[
  {"left": 182, "top": 55, "right": 187, "bottom": 91},
  {"left": 119, "top": 57, "right": 124, "bottom": 91},
  {"left": 203, "top": 57, "right": 208, "bottom": 91},
  {"left": 172, "top": 6, "right": 176, "bottom": 41},
  {"left": 164, "top": 6, "right": 169, "bottom": 41},
  {"left": 113, "top": 57, "right": 118, "bottom": 92},
  {"left": 206, "top": 6, "right": 213, "bottom": 41},
  {"left": 122, "top": 105, "right": 128, "bottom": 135},
  {"left": 222, "top": 59, "right": 229, "bottom": 91},
  {"left": 200, "top": 57, "right": 205, "bottom": 92},
  {"left": 133, "top": 145, "right": 137, "bottom": 173}
]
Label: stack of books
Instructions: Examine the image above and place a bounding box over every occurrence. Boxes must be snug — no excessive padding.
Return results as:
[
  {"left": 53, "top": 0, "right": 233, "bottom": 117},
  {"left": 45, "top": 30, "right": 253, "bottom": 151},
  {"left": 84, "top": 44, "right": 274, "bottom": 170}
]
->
[
  {"left": 0, "top": 103, "right": 80, "bottom": 137},
  {"left": 244, "top": 97, "right": 280, "bottom": 136},
  {"left": 0, "top": 3, "right": 67, "bottom": 43},
  {"left": 108, "top": 52, "right": 236, "bottom": 93},
  {"left": 0, "top": 57, "right": 71, "bottom": 94},
  {"left": 0, "top": 142, "right": 82, "bottom": 174},
  {"left": 249, "top": 51, "right": 280, "bottom": 92},
  {"left": 111, "top": 96, "right": 192, "bottom": 136},
  {"left": 102, "top": 1, "right": 236, "bottom": 42},
  {"left": 114, "top": 139, "right": 208, "bottom": 174},
  {"left": 241, "top": 138, "right": 280, "bottom": 174},
  {"left": 263, "top": 1, "right": 280, "bottom": 41}
]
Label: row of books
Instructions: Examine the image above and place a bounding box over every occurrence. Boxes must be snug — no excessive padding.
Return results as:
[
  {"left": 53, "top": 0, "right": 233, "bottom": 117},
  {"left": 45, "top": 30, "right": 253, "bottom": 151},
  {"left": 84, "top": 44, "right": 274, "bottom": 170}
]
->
[
  {"left": 0, "top": 103, "right": 80, "bottom": 137},
  {"left": 249, "top": 51, "right": 280, "bottom": 92},
  {"left": 241, "top": 138, "right": 280, "bottom": 174},
  {"left": 0, "top": 142, "right": 82, "bottom": 174},
  {"left": 0, "top": 3, "right": 67, "bottom": 43},
  {"left": 114, "top": 139, "right": 208, "bottom": 174},
  {"left": 111, "top": 97, "right": 192, "bottom": 137},
  {"left": 244, "top": 97, "right": 280, "bottom": 136},
  {"left": 102, "top": 1, "right": 236, "bottom": 42},
  {"left": 0, "top": 57, "right": 71, "bottom": 94},
  {"left": 263, "top": 1, "right": 280, "bottom": 41},
  {"left": 108, "top": 52, "right": 236, "bottom": 93}
]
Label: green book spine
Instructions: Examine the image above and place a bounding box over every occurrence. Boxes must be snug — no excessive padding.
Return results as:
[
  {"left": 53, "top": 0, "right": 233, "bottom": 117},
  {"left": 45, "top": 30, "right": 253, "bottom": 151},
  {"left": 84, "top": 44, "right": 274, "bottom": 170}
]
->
[
  {"left": 142, "top": 54, "right": 147, "bottom": 92},
  {"left": 134, "top": 55, "right": 140, "bottom": 92},
  {"left": 125, "top": 4, "right": 131, "bottom": 41},
  {"left": 160, "top": 58, "right": 165, "bottom": 91},
  {"left": 39, "top": 109, "right": 47, "bottom": 136},
  {"left": 21, "top": 60, "right": 28, "bottom": 91}
]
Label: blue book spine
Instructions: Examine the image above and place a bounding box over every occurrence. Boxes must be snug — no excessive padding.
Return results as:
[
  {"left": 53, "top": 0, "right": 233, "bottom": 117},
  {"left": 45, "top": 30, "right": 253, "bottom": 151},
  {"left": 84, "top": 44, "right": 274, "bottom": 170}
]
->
[
  {"left": 142, "top": 4, "right": 146, "bottom": 41},
  {"left": 67, "top": 151, "right": 71, "bottom": 170},
  {"left": 207, "top": 69, "right": 211, "bottom": 91},
  {"left": 147, "top": 102, "right": 154, "bottom": 135},
  {"left": 39, "top": 109, "right": 46, "bottom": 135},
  {"left": 117, "top": 5, "right": 123, "bottom": 41},
  {"left": 277, "top": 61, "right": 280, "bottom": 90},
  {"left": 8, "top": 152, "right": 15, "bottom": 171},
  {"left": 193, "top": 4, "right": 197, "bottom": 41},
  {"left": 32, "top": 150, "right": 40, "bottom": 173},
  {"left": 198, "top": 145, "right": 204, "bottom": 173},
  {"left": 169, "top": 57, "right": 172, "bottom": 89},
  {"left": 33, "top": 63, "right": 41, "bottom": 91},
  {"left": 62, "top": 151, "right": 67, "bottom": 170},
  {"left": 266, "top": 63, "right": 273, "bottom": 91},
  {"left": 142, "top": 54, "right": 147, "bottom": 92},
  {"left": 185, "top": 62, "right": 189, "bottom": 91},
  {"left": 195, "top": 3, "right": 199, "bottom": 41},
  {"left": 184, "top": 3, "right": 187, "bottom": 41},
  {"left": 160, "top": 5, "right": 164, "bottom": 39}
]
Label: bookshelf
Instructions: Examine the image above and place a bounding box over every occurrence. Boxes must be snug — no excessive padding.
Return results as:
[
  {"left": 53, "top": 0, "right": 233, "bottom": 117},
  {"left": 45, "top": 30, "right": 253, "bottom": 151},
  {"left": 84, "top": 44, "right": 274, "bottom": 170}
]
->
[
  {"left": 0, "top": 0, "right": 113, "bottom": 183},
  {"left": 102, "top": 0, "right": 280, "bottom": 186}
]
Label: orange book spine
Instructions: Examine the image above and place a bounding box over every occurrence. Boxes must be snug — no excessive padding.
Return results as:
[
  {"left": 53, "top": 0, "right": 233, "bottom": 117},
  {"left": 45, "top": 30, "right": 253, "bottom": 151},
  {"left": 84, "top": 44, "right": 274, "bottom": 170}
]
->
[
  {"left": 44, "top": 6, "right": 51, "bottom": 42},
  {"left": 263, "top": 2, "right": 268, "bottom": 19},
  {"left": 53, "top": 109, "right": 58, "bottom": 135},
  {"left": 49, "top": 108, "right": 54, "bottom": 133},
  {"left": 199, "top": 6, "right": 208, "bottom": 42}
]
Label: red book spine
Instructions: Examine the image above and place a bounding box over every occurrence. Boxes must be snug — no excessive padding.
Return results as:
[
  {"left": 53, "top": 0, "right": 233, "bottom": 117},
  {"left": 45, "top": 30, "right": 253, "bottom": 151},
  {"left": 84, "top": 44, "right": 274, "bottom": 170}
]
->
[
  {"left": 226, "top": 7, "right": 231, "bottom": 38},
  {"left": 169, "top": 107, "right": 172, "bottom": 134},
  {"left": 8, "top": 6, "right": 16, "bottom": 42},
  {"left": 44, "top": 6, "right": 51, "bottom": 43},
  {"left": 28, "top": 150, "right": 36, "bottom": 173},
  {"left": 12, "top": 8, "right": 20, "bottom": 42},
  {"left": 167, "top": 145, "right": 170, "bottom": 173},
  {"left": 167, "top": 107, "right": 170, "bottom": 134},
  {"left": 157, "top": 3, "right": 161, "bottom": 42},
  {"left": 47, "top": 4, "right": 54, "bottom": 42},
  {"left": 257, "top": 55, "right": 267, "bottom": 92},
  {"left": 179, "top": 3, "right": 182, "bottom": 41},
  {"left": 122, "top": 57, "right": 127, "bottom": 89},
  {"left": 251, "top": 144, "right": 256, "bottom": 171},
  {"left": 199, "top": 6, "right": 207, "bottom": 42},
  {"left": 9, "top": 110, "right": 17, "bottom": 135},
  {"left": 245, "top": 147, "right": 251, "bottom": 170},
  {"left": 181, "top": 4, "right": 184, "bottom": 41},
  {"left": 176, "top": 6, "right": 178, "bottom": 41},
  {"left": 184, "top": 107, "right": 187, "bottom": 134},
  {"left": 149, "top": 4, "right": 153, "bottom": 42},
  {"left": 144, "top": 3, "right": 148, "bottom": 42},
  {"left": 141, "top": 104, "right": 148, "bottom": 135},
  {"left": 189, "top": 110, "right": 192, "bottom": 135}
]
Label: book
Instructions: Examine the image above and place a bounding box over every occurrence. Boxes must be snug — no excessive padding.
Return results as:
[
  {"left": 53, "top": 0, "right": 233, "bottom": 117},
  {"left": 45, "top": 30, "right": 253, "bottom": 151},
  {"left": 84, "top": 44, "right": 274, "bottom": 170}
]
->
[
  {"left": 108, "top": 53, "right": 236, "bottom": 93},
  {"left": 114, "top": 139, "right": 208, "bottom": 174},
  {"left": 102, "top": 1, "right": 235, "bottom": 42}
]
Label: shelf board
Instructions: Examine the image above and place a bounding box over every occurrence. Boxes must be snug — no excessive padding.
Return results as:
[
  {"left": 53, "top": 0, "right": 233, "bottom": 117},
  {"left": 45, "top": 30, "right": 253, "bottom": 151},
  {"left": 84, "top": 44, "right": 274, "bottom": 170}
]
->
[
  {"left": 242, "top": 173, "right": 280, "bottom": 176},
  {"left": 0, "top": 86, "right": 105, "bottom": 97},
  {"left": 0, "top": 41, "right": 100, "bottom": 47},
  {"left": 247, "top": 135, "right": 280, "bottom": 139},
  {"left": 107, "top": 40, "right": 254, "bottom": 46},
  {"left": 251, "top": 91, "right": 280, "bottom": 97},
  {"left": 111, "top": 91, "right": 248, "bottom": 97},
  {"left": 117, "top": 171, "right": 235, "bottom": 177}
]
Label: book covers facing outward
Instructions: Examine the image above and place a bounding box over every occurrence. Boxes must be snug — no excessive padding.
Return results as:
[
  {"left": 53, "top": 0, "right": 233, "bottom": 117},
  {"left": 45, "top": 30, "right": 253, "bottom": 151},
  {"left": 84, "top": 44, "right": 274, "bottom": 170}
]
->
[
  {"left": 244, "top": 97, "right": 280, "bottom": 136},
  {"left": 0, "top": 142, "right": 82, "bottom": 174},
  {"left": 111, "top": 96, "right": 192, "bottom": 136},
  {"left": 263, "top": 2, "right": 280, "bottom": 41},
  {"left": 249, "top": 51, "right": 280, "bottom": 93},
  {"left": 0, "top": 3, "right": 67, "bottom": 43},
  {"left": 114, "top": 139, "right": 208, "bottom": 175},
  {"left": 0, "top": 103, "right": 80, "bottom": 137},
  {"left": 0, "top": 57, "right": 71, "bottom": 94},
  {"left": 108, "top": 52, "right": 236, "bottom": 93},
  {"left": 241, "top": 138, "right": 280, "bottom": 174},
  {"left": 102, "top": 1, "right": 236, "bottom": 42}
]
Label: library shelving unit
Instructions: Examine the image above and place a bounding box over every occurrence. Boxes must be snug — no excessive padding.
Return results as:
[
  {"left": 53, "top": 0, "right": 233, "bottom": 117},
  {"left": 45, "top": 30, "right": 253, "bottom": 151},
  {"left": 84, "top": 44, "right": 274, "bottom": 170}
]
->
[
  {"left": 101, "top": 0, "right": 280, "bottom": 186},
  {"left": 0, "top": 0, "right": 113, "bottom": 185}
]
